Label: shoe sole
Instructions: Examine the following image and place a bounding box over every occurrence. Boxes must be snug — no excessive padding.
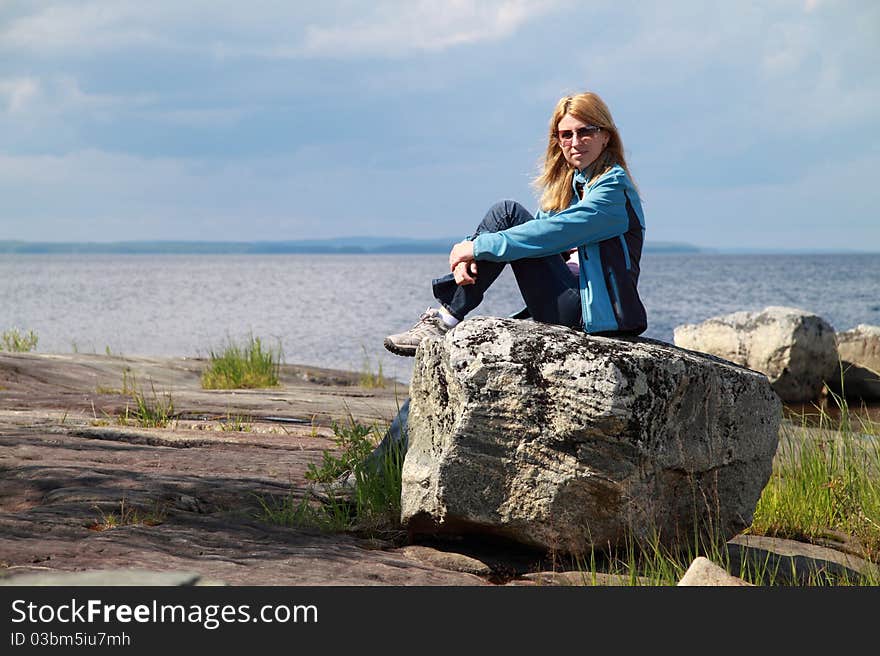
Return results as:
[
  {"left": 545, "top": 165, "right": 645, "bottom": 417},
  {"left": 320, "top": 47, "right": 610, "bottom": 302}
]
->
[{"left": 383, "top": 339, "right": 417, "bottom": 357}]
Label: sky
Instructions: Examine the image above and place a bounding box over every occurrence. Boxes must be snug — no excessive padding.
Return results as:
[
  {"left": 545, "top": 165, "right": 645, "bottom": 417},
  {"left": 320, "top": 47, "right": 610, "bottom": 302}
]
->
[{"left": 0, "top": 0, "right": 878, "bottom": 251}]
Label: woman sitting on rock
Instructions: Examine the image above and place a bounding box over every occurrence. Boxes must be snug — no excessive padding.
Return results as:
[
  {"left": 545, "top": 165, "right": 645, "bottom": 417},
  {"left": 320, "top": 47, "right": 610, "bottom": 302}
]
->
[
  {"left": 384, "top": 90, "right": 648, "bottom": 356},
  {"left": 312, "top": 91, "right": 648, "bottom": 502}
]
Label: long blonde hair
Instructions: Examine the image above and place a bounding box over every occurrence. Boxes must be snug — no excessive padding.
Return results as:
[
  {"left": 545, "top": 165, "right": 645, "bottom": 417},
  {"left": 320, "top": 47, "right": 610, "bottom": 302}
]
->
[{"left": 533, "top": 92, "right": 636, "bottom": 213}]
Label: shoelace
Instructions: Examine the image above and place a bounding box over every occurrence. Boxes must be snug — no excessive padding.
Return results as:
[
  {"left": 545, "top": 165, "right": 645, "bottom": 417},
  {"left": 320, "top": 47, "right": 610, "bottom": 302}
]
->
[
  {"left": 411, "top": 309, "right": 447, "bottom": 334},
  {"left": 417, "top": 308, "right": 436, "bottom": 324}
]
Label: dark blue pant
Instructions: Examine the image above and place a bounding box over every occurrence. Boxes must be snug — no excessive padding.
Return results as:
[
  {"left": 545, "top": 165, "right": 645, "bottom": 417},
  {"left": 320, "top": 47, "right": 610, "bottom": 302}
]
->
[
  {"left": 365, "top": 201, "right": 581, "bottom": 472},
  {"left": 431, "top": 200, "right": 582, "bottom": 328}
]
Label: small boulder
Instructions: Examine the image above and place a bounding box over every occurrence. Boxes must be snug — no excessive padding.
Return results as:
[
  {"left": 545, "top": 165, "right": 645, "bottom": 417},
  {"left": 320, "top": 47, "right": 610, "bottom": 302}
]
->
[
  {"left": 678, "top": 557, "right": 751, "bottom": 586},
  {"left": 398, "top": 545, "right": 493, "bottom": 577},
  {"left": 828, "top": 324, "right": 880, "bottom": 400},
  {"left": 401, "top": 317, "right": 781, "bottom": 555},
  {"left": 673, "top": 306, "right": 838, "bottom": 403},
  {"left": 837, "top": 324, "right": 880, "bottom": 370}
]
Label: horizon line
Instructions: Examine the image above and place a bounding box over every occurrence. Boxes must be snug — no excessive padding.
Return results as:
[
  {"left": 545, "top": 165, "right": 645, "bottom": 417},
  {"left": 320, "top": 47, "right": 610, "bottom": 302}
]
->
[{"left": 0, "top": 238, "right": 875, "bottom": 256}]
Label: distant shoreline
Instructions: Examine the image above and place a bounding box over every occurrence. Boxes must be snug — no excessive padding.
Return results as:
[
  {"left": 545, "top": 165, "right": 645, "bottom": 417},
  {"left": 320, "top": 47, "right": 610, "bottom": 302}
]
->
[{"left": 0, "top": 239, "right": 872, "bottom": 256}]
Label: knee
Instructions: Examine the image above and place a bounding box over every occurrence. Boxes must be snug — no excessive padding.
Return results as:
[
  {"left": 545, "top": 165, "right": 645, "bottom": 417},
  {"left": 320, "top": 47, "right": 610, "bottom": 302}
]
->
[
  {"left": 482, "top": 200, "right": 532, "bottom": 231},
  {"left": 490, "top": 199, "right": 527, "bottom": 215}
]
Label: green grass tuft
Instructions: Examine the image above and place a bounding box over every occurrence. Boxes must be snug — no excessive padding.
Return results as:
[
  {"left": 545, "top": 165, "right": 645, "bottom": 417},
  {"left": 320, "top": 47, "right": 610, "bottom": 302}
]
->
[
  {"left": 259, "top": 414, "right": 404, "bottom": 539},
  {"left": 201, "top": 335, "right": 281, "bottom": 390},
  {"left": 219, "top": 413, "right": 252, "bottom": 432},
  {"left": 305, "top": 418, "right": 379, "bottom": 485},
  {"left": 1, "top": 327, "right": 38, "bottom": 352},
  {"left": 117, "top": 376, "right": 176, "bottom": 429},
  {"left": 86, "top": 498, "right": 167, "bottom": 531},
  {"left": 750, "top": 392, "right": 880, "bottom": 562},
  {"left": 358, "top": 346, "right": 388, "bottom": 389}
]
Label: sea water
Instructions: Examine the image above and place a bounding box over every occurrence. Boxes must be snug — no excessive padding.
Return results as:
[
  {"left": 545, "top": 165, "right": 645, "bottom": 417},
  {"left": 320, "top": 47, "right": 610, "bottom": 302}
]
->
[{"left": 1, "top": 253, "right": 878, "bottom": 385}]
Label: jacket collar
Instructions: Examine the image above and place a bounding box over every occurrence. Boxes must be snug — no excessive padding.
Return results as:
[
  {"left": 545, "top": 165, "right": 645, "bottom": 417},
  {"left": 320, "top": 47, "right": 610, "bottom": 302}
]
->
[
  {"left": 571, "top": 160, "right": 608, "bottom": 194},
  {"left": 572, "top": 160, "right": 603, "bottom": 193}
]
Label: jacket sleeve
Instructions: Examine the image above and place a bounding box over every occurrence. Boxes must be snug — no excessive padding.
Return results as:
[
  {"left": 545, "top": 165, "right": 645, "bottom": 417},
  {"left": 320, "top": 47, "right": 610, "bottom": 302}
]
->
[{"left": 472, "top": 170, "right": 630, "bottom": 262}]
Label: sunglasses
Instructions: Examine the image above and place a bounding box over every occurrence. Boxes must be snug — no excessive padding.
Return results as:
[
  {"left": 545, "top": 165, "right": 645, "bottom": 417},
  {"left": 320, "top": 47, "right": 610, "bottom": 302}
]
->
[{"left": 557, "top": 126, "right": 601, "bottom": 144}]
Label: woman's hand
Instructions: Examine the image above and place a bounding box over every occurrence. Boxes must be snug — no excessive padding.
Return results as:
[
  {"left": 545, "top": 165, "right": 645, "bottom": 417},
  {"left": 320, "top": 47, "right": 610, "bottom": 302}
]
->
[
  {"left": 453, "top": 260, "right": 478, "bottom": 286},
  {"left": 449, "top": 240, "right": 475, "bottom": 272}
]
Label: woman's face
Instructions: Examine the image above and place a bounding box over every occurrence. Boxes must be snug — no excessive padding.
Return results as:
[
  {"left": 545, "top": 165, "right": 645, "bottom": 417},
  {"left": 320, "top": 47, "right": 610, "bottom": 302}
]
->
[{"left": 557, "top": 113, "right": 610, "bottom": 171}]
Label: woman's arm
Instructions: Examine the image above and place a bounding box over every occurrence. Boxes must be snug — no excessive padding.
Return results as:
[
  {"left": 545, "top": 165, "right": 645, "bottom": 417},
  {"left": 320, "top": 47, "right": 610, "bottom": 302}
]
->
[{"left": 471, "top": 169, "right": 632, "bottom": 262}]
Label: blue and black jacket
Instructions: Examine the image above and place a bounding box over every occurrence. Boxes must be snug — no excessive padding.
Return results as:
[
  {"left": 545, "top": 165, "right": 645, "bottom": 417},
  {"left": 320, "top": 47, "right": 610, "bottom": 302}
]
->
[{"left": 471, "top": 164, "right": 647, "bottom": 335}]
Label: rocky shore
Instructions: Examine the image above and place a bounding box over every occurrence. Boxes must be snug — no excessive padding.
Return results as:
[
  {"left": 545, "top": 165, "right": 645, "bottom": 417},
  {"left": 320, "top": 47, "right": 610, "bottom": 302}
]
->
[{"left": 0, "top": 351, "right": 876, "bottom": 586}]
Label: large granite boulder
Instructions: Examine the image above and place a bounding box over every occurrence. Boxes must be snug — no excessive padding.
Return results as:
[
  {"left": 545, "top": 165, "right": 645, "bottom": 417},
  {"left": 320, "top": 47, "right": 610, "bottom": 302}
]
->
[
  {"left": 672, "top": 306, "right": 838, "bottom": 403},
  {"left": 400, "top": 317, "right": 781, "bottom": 555},
  {"left": 828, "top": 324, "right": 880, "bottom": 400}
]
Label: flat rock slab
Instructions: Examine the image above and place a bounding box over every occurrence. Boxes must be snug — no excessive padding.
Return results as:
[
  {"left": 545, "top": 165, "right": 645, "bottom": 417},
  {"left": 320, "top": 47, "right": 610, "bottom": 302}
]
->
[
  {"left": 0, "top": 353, "right": 482, "bottom": 586},
  {"left": 0, "top": 351, "right": 411, "bottom": 426},
  {"left": 727, "top": 534, "right": 879, "bottom": 585}
]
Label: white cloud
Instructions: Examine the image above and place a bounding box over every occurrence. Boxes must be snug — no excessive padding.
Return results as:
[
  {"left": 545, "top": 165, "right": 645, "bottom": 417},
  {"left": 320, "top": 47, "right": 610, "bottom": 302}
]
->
[
  {"left": 547, "top": 0, "right": 879, "bottom": 161},
  {"left": 0, "top": 0, "right": 561, "bottom": 59},
  {"left": 299, "top": 0, "right": 560, "bottom": 57},
  {"left": 0, "top": 77, "right": 40, "bottom": 113},
  {"left": 0, "top": 75, "right": 153, "bottom": 126},
  {"left": 0, "top": 2, "right": 167, "bottom": 52},
  {"left": 755, "top": 3, "right": 880, "bottom": 132}
]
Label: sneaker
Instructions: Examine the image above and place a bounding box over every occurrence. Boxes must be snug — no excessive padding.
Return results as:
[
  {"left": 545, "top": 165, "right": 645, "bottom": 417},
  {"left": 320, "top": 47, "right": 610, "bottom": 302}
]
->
[
  {"left": 383, "top": 308, "right": 451, "bottom": 357},
  {"left": 306, "top": 471, "right": 356, "bottom": 504}
]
